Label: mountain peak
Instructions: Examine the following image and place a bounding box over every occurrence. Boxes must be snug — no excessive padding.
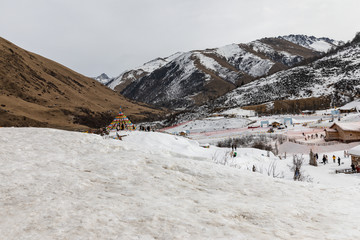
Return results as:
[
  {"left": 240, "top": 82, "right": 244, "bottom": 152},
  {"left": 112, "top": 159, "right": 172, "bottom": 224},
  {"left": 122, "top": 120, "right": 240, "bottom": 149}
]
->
[
  {"left": 278, "top": 34, "right": 342, "bottom": 52},
  {"left": 94, "top": 73, "right": 112, "bottom": 85}
]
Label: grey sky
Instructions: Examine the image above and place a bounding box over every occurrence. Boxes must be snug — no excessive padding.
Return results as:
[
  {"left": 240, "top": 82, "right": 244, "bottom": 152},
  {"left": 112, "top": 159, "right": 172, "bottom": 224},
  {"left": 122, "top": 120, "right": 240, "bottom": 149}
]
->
[{"left": 1, "top": 0, "right": 359, "bottom": 77}]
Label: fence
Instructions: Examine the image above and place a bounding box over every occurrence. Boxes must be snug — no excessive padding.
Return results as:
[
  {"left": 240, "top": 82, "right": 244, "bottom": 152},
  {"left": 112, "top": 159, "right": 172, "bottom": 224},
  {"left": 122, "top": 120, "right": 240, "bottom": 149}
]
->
[{"left": 288, "top": 138, "right": 339, "bottom": 146}]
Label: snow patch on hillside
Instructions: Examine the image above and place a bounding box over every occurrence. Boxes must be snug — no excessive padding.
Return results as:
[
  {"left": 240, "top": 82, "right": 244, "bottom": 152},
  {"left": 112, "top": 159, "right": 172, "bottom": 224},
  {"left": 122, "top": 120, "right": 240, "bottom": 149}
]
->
[
  {"left": 250, "top": 40, "right": 302, "bottom": 66},
  {"left": 310, "top": 41, "right": 333, "bottom": 52},
  {"left": 215, "top": 43, "right": 274, "bottom": 77}
]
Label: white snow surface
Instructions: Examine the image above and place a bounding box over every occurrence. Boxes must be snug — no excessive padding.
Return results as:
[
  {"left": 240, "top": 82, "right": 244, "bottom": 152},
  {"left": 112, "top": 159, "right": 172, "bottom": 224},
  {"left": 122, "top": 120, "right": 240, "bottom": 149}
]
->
[
  {"left": 221, "top": 108, "right": 256, "bottom": 117},
  {"left": 309, "top": 41, "right": 333, "bottom": 52},
  {"left": 339, "top": 99, "right": 360, "bottom": 110},
  {"left": 2, "top": 127, "right": 360, "bottom": 239},
  {"left": 166, "top": 117, "right": 251, "bottom": 134}
]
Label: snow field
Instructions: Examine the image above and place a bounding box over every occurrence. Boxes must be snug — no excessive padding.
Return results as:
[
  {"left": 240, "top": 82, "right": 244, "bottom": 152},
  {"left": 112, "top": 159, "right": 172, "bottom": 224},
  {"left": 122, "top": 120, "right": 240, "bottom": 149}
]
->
[{"left": 1, "top": 128, "right": 360, "bottom": 239}]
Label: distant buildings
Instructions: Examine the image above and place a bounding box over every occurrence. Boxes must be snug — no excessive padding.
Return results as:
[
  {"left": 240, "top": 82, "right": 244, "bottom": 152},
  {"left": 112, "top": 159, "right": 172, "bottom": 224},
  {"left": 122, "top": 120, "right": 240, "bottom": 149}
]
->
[
  {"left": 339, "top": 100, "right": 360, "bottom": 114},
  {"left": 348, "top": 145, "right": 360, "bottom": 166}
]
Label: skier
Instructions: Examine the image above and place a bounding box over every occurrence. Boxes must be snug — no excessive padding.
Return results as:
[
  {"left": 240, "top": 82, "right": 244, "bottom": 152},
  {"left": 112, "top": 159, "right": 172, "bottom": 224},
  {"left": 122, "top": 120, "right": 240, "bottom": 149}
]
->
[
  {"left": 338, "top": 157, "right": 341, "bottom": 166},
  {"left": 332, "top": 155, "right": 336, "bottom": 163}
]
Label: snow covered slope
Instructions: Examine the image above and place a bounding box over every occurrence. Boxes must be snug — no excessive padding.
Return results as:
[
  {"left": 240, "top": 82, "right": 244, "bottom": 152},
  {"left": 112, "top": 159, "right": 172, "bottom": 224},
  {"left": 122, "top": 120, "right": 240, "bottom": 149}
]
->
[
  {"left": 1, "top": 127, "right": 360, "bottom": 239},
  {"left": 216, "top": 34, "right": 360, "bottom": 110}
]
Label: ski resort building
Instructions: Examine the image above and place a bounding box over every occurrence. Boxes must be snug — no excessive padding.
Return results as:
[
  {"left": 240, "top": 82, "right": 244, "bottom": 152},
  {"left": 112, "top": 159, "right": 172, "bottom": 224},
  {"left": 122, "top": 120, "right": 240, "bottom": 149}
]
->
[
  {"left": 339, "top": 100, "right": 360, "bottom": 113},
  {"left": 348, "top": 145, "right": 360, "bottom": 166},
  {"left": 325, "top": 122, "right": 360, "bottom": 142}
]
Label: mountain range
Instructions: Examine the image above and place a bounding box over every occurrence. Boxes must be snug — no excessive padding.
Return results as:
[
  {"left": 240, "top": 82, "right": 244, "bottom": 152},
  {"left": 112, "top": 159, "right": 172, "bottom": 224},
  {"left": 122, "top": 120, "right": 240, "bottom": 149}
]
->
[
  {"left": 98, "top": 35, "right": 341, "bottom": 109},
  {"left": 214, "top": 33, "right": 360, "bottom": 114}
]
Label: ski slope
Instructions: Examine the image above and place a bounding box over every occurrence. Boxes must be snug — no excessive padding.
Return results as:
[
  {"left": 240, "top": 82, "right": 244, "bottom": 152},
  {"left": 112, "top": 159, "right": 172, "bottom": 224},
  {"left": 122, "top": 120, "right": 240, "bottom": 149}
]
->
[{"left": 1, "top": 128, "right": 360, "bottom": 239}]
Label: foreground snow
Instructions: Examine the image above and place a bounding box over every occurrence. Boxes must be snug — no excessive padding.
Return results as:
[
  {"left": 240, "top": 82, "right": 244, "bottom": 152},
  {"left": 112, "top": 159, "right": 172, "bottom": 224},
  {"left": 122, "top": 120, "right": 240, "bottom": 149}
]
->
[{"left": 1, "top": 128, "right": 360, "bottom": 239}]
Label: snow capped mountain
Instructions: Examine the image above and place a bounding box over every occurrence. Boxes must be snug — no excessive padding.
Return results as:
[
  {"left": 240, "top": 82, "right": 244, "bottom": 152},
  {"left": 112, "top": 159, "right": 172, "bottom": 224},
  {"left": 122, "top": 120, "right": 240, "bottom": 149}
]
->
[
  {"left": 215, "top": 34, "right": 360, "bottom": 112},
  {"left": 106, "top": 52, "right": 184, "bottom": 91},
  {"left": 119, "top": 37, "right": 324, "bottom": 109},
  {"left": 94, "top": 73, "right": 112, "bottom": 85},
  {"left": 96, "top": 34, "right": 341, "bottom": 110},
  {"left": 279, "top": 34, "right": 343, "bottom": 52}
]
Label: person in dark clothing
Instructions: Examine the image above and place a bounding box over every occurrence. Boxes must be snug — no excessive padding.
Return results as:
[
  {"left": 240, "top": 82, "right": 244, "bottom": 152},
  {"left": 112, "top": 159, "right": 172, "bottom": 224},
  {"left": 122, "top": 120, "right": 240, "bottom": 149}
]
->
[
  {"left": 351, "top": 163, "right": 356, "bottom": 172},
  {"left": 322, "top": 155, "right": 326, "bottom": 164},
  {"left": 338, "top": 157, "right": 341, "bottom": 166}
]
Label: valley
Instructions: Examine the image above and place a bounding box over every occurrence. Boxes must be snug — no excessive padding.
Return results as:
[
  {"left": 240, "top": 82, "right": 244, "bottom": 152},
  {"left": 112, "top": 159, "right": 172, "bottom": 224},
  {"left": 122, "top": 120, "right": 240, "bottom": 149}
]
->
[{"left": 1, "top": 31, "right": 360, "bottom": 239}]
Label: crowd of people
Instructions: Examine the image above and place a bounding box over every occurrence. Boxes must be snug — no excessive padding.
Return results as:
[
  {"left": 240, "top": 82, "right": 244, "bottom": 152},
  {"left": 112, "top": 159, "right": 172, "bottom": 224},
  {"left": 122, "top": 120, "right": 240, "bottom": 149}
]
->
[
  {"left": 138, "top": 125, "right": 152, "bottom": 132},
  {"left": 303, "top": 132, "right": 324, "bottom": 141}
]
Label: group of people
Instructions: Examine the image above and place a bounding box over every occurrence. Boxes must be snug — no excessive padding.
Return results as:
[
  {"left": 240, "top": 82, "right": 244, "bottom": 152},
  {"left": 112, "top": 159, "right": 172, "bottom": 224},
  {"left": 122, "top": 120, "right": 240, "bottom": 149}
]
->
[
  {"left": 138, "top": 125, "right": 152, "bottom": 132},
  {"left": 230, "top": 144, "right": 237, "bottom": 158},
  {"left": 303, "top": 132, "right": 324, "bottom": 141},
  {"left": 319, "top": 154, "right": 341, "bottom": 166},
  {"left": 115, "top": 123, "right": 136, "bottom": 131},
  {"left": 116, "top": 123, "right": 127, "bottom": 131}
]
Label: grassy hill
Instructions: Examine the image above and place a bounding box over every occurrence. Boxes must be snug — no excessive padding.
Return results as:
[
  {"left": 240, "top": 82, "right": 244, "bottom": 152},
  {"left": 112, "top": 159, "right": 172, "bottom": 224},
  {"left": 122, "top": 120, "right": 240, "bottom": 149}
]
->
[{"left": 0, "top": 37, "right": 167, "bottom": 130}]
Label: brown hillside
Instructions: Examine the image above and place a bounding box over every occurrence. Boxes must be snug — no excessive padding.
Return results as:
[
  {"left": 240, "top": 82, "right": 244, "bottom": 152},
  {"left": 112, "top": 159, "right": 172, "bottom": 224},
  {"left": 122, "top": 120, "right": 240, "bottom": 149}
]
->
[{"left": 0, "top": 37, "right": 167, "bottom": 130}]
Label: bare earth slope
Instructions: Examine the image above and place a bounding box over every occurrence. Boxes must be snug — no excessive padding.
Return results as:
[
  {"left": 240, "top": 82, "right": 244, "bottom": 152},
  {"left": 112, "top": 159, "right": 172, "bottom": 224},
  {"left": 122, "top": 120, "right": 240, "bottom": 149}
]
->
[{"left": 0, "top": 37, "right": 165, "bottom": 130}]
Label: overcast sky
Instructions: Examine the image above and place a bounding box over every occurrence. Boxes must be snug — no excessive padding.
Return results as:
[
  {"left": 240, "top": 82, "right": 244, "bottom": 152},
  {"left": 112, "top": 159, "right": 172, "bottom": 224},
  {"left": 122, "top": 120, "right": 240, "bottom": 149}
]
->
[{"left": 1, "top": 0, "right": 359, "bottom": 77}]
